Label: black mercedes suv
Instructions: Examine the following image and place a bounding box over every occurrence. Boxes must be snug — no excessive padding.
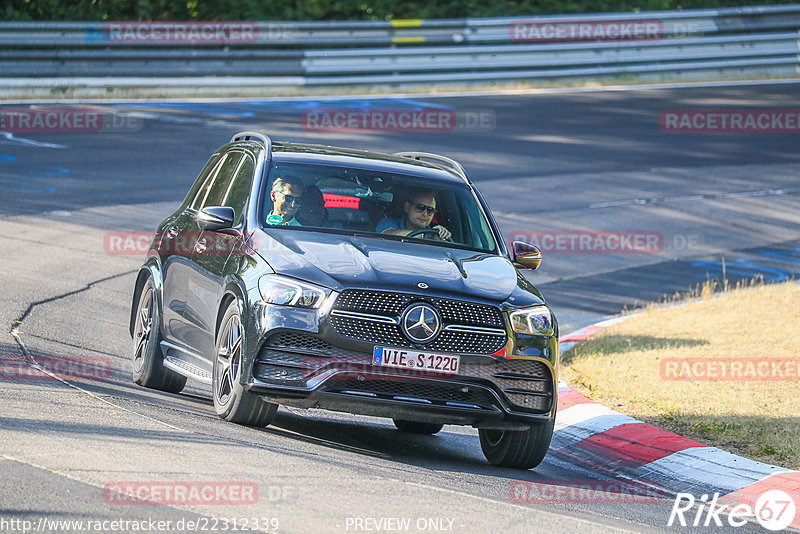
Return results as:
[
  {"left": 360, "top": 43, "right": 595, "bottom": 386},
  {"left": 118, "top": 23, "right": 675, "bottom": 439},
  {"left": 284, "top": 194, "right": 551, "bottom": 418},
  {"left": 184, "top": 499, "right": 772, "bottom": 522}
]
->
[{"left": 130, "top": 132, "right": 558, "bottom": 469}]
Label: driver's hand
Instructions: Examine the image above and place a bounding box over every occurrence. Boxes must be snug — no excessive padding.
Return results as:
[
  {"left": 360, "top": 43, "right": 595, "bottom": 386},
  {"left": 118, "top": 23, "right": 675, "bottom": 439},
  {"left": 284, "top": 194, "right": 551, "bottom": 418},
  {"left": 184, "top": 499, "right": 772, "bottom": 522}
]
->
[{"left": 433, "top": 225, "right": 452, "bottom": 241}]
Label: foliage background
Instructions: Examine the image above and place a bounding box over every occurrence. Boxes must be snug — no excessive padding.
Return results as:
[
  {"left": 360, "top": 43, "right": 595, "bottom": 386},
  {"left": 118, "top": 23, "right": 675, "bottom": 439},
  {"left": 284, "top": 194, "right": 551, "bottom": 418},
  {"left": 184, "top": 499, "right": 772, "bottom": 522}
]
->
[{"left": 3, "top": 0, "right": 798, "bottom": 21}]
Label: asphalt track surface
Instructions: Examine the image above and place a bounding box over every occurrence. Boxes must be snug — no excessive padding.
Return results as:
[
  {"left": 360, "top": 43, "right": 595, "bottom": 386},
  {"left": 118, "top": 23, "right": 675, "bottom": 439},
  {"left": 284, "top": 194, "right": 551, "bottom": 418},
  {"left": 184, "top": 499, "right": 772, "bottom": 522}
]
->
[{"left": 1, "top": 82, "right": 799, "bottom": 534}]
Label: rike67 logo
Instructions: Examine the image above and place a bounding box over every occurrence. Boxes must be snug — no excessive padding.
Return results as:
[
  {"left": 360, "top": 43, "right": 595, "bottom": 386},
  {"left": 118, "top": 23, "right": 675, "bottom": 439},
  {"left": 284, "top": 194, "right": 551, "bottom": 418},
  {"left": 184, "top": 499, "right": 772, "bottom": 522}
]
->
[{"left": 668, "top": 490, "right": 797, "bottom": 531}]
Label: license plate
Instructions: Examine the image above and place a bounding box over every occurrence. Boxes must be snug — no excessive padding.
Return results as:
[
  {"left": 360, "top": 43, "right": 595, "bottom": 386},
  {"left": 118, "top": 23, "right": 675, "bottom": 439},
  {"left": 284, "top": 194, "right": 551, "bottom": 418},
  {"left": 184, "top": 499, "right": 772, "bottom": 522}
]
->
[{"left": 372, "top": 346, "right": 460, "bottom": 375}]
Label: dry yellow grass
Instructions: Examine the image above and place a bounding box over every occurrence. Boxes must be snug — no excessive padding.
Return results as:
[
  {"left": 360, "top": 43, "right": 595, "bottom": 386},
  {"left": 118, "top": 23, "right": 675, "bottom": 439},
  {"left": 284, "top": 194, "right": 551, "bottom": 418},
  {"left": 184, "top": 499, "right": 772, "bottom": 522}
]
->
[{"left": 561, "top": 281, "right": 800, "bottom": 469}]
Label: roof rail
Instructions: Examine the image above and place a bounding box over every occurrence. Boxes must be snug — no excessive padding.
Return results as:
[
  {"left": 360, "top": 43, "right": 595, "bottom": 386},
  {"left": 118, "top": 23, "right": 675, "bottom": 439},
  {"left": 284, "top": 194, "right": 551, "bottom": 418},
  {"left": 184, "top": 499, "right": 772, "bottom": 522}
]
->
[
  {"left": 393, "top": 151, "right": 468, "bottom": 182},
  {"left": 230, "top": 131, "right": 273, "bottom": 158}
]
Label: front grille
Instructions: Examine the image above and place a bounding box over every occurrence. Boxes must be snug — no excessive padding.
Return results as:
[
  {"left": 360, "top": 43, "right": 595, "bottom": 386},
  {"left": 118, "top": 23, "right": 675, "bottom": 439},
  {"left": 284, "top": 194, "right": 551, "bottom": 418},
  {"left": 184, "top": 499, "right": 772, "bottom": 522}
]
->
[
  {"left": 333, "top": 290, "right": 504, "bottom": 327},
  {"left": 322, "top": 377, "right": 499, "bottom": 410},
  {"left": 334, "top": 290, "right": 407, "bottom": 316},
  {"left": 330, "top": 289, "right": 507, "bottom": 354},
  {"left": 329, "top": 317, "right": 400, "bottom": 346},
  {"left": 433, "top": 298, "right": 504, "bottom": 327}
]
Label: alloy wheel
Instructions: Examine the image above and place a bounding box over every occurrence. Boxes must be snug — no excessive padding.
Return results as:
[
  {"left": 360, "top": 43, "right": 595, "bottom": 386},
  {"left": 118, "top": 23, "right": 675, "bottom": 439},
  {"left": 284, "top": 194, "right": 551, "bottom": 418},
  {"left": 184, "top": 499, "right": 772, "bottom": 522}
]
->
[
  {"left": 133, "top": 288, "right": 153, "bottom": 374},
  {"left": 215, "top": 313, "right": 242, "bottom": 406}
]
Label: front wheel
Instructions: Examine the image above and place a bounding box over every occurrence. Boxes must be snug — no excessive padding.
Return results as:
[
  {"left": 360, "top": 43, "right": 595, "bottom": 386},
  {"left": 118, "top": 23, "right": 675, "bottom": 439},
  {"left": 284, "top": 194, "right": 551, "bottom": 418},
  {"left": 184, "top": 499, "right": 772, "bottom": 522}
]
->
[
  {"left": 212, "top": 301, "right": 277, "bottom": 427},
  {"left": 393, "top": 419, "right": 444, "bottom": 435},
  {"left": 478, "top": 418, "right": 554, "bottom": 469},
  {"left": 132, "top": 276, "right": 186, "bottom": 393}
]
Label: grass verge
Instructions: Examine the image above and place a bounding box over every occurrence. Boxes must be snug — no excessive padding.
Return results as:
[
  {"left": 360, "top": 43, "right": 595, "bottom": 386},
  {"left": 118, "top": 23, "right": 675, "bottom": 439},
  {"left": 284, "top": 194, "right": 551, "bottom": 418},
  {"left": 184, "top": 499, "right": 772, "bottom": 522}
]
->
[{"left": 561, "top": 280, "right": 800, "bottom": 470}]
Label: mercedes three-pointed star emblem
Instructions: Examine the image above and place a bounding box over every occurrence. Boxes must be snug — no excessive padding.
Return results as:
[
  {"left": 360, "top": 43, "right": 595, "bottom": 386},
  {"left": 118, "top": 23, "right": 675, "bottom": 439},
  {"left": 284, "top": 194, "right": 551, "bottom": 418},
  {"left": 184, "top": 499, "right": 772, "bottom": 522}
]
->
[{"left": 401, "top": 303, "right": 441, "bottom": 344}]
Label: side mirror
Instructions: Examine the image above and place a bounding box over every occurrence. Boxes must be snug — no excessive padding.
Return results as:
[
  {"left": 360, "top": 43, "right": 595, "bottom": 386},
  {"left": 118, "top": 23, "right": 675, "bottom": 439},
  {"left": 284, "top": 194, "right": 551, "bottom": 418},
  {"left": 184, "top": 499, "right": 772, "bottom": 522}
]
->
[
  {"left": 512, "top": 241, "right": 542, "bottom": 270},
  {"left": 198, "top": 206, "right": 235, "bottom": 231}
]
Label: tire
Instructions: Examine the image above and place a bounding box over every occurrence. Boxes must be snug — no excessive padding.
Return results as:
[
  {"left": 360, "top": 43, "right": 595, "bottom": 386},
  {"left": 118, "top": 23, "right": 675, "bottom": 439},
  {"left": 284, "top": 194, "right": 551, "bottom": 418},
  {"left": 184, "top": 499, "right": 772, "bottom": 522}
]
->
[
  {"left": 212, "top": 301, "right": 277, "bottom": 427},
  {"left": 132, "top": 276, "right": 187, "bottom": 393},
  {"left": 478, "top": 418, "right": 554, "bottom": 469},
  {"left": 393, "top": 419, "right": 444, "bottom": 435}
]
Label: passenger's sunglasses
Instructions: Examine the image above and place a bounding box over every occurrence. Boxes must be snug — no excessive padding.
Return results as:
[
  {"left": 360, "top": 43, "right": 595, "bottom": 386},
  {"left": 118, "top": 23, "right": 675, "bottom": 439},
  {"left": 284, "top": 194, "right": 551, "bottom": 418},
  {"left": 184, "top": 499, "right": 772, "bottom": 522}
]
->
[
  {"left": 413, "top": 203, "right": 436, "bottom": 215},
  {"left": 279, "top": 192, "right": 302, "bottom": 205}
]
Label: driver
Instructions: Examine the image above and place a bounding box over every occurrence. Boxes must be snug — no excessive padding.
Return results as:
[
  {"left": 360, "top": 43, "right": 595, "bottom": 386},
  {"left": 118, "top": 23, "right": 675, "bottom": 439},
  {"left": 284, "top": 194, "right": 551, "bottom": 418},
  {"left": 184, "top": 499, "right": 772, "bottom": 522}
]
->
[
  {"left": 267, "top": 176, "right": 304, "bottom": 226},
  {"left": 376, "top": 188, "right": 452, "bottom": 240}
]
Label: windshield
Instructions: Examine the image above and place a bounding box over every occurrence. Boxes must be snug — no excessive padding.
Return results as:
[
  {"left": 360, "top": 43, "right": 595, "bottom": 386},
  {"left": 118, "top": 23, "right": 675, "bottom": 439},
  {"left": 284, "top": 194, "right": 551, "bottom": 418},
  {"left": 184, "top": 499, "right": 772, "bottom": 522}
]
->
[{"left": 261, "top": 161, "right": 498, "bottom": 254}]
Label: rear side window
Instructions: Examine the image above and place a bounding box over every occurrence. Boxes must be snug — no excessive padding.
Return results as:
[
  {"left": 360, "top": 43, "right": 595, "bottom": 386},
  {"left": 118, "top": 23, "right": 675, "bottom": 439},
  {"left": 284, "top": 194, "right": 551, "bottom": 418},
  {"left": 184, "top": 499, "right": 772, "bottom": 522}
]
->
[
  {"left": 182, "top": 153, "right": 221, "bottom": 208},
  {"left": 222, "top": 154, "right": 255, "bottom": 225},
  {"left": 191, "top": 154, "right": 227, "bottom": 210},
  {"left": 198, "top": 152, "right": 244, "bottom": 209}
]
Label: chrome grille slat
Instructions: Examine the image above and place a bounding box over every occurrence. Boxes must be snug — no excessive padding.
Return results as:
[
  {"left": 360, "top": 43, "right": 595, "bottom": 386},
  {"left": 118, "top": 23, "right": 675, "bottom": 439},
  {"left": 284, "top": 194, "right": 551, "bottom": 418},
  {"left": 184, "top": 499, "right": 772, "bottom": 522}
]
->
[
  {"left": 330, "top": 309, "right": 400, "bottom": 324},
  {"left": 443, "top": 324, "right": 506, "bottom": 336}
]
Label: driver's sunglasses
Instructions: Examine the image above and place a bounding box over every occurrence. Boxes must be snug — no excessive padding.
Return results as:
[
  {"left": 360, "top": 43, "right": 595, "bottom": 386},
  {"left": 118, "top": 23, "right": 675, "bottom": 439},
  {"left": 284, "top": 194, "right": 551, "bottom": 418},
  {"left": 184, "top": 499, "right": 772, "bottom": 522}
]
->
[
  {"left": 413, "top": 203, "right": 436, "bottom": 216},
  {"left": 280, "top": 192, "right": 303, "bottom": 205}
]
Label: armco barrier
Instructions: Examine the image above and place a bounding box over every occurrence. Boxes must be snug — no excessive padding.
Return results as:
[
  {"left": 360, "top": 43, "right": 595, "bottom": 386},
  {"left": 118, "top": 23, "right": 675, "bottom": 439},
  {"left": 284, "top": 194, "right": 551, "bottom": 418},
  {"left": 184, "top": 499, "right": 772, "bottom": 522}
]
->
[
  {"left": 2, "top": 5, "right": 800, "bottom": 47},
  {"left": 0, "top": 4, "right": 799, "bottom": 95}
]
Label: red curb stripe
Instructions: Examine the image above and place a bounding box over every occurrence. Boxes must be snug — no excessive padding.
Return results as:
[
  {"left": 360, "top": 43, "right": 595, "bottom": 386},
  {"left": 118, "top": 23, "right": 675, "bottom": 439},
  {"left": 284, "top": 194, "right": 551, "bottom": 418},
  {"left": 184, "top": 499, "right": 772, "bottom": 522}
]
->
[
  {"left": 560, "top": 325, "right": 606, "bottom": 343},
  {"left": 556, "top": 387, "right": 595, "bottom": 411},
  {"left": 559, "top": 334, "right": 588, "bottom": 343},
  {"left": 719, "top": 471, "right": 800, "bottom": 529},
  {"left": 572, "top": 423, "right": 706, "bottom": 468}
]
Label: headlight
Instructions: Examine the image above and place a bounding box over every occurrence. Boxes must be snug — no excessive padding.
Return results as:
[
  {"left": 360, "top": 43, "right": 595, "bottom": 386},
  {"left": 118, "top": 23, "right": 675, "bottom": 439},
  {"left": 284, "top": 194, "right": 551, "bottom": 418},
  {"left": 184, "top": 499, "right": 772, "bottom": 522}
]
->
[
  {"left": 509, "top": 306, "right": 554, "bottom": 337},
  {"left": 258, "top": 274, "right": 327, "bottom": 309}
]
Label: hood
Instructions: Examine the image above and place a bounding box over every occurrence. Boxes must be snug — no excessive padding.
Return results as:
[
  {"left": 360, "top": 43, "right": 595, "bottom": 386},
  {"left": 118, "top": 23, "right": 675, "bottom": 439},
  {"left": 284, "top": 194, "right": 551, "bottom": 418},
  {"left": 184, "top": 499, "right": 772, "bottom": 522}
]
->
[{"left": 253, "top": 228, "right": 545, "bottom": 308}]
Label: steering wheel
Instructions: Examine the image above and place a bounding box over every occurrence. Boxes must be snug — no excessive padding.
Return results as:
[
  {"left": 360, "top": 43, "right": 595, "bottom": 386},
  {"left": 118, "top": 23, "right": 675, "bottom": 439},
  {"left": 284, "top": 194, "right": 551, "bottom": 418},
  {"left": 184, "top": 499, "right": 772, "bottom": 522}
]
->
[{"left": 406, "top": 228, "right": 451, "bottom": 242}]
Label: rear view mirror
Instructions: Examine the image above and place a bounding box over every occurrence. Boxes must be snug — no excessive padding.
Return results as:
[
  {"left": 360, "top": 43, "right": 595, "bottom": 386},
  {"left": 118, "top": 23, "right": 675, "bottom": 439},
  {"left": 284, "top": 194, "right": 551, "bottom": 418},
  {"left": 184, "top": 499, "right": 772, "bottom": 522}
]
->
[
  {"left": 512, "top": 241, "right": 542, "bottom": 270},
  {"left": 198, "top": 206, "right": 235, "bottom": 231}
]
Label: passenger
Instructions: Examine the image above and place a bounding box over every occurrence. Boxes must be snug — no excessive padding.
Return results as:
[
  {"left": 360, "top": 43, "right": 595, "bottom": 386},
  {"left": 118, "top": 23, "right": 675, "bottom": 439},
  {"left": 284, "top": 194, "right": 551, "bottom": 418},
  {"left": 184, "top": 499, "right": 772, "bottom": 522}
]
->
[
  {"left": 267, "top": 176, "right": 304, "bottom": 226},
  {"left": 376, "top": 188, "right": 452, "bottom": 240},
  {"left": 296, "top": 185, "right": 327, "bottom": 227}
]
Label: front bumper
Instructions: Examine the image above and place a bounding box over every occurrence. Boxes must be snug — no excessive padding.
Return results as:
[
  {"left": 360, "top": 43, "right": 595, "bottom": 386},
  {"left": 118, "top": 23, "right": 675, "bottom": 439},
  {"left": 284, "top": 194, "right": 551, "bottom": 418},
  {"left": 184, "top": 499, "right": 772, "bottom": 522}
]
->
[{"left": 246, "top": 331, "right": 557, "bottom": 430}]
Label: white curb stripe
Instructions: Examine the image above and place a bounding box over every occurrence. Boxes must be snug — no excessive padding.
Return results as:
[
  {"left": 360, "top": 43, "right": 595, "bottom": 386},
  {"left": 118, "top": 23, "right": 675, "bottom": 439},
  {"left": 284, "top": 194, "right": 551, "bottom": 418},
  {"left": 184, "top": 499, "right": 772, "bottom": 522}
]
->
[
  {"left": 637, "top": 446, "right": 791, "bottom": 493},
  {"left": 555, "top": 402, "right": 626, "bottom": 430}
]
